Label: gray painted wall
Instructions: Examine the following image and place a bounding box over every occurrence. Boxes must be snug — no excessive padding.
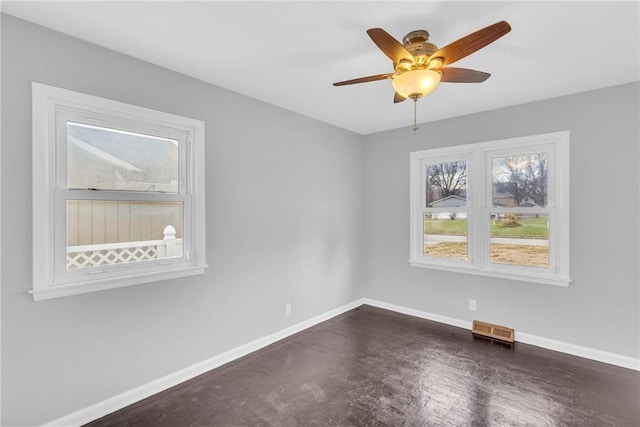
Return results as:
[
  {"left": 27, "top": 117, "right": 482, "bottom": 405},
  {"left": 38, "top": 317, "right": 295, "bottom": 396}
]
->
[
  {"left": 1, "top": 15, "right": 364, "bottom": 425},
  {"left": 362, "top": 82, "right": 640, "bottom": 359}
]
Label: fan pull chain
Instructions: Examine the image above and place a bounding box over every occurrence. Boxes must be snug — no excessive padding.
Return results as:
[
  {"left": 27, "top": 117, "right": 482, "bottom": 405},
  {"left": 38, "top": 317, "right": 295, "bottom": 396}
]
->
[{"left": 412, "top": 98, "right": 419, "bottom": 133}]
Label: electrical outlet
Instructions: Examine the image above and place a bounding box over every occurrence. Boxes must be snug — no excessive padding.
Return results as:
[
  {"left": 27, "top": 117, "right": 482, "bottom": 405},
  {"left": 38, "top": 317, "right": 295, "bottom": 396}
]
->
[
  {"left": 285, "top": 303, "right": 292, "bottom": 316},
  {"left": 469, "top": 299, "right": 477, "bottom": 312}
]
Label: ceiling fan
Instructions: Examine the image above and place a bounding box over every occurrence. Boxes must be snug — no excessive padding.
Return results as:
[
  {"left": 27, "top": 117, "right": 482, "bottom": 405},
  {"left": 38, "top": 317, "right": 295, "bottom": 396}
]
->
[{"left": 333, "top": 21, "right": 511, "bottom": 131}]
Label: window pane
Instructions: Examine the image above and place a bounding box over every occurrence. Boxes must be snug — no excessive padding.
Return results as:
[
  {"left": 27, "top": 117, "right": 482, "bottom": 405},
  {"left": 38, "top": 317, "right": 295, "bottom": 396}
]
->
[
  {"left": 66, "top": 200, "right": 183, "bottom": 270},
  {"left": 423, "top": 213, "right": 467, "bottom": 260},
  {"left": 67, "top": 122, "right": 179, "bottom": 193},
  {"left": 492, "top": 153, "right": 547, "bottom": 207},
  {"left": 425, "top": 160, "right": 467, "bottom": 207},
  {"left": 490, "top": 213, "right": 549, "bottom": 268}
]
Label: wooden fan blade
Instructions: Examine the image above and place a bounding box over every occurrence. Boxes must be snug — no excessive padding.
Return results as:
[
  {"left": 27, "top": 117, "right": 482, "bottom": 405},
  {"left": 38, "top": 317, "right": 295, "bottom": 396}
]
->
[
  {"left": 394, "top": 92, "right": 407, "bottom": 103},
  {"left": 367, "top": 28, "right": 414, "bottom": 64},
  {"left": 333, "top": 73, "right": 394, "bottom": 86},
  {"left": 440, "top": 67, "right": 491, "bottom": 83},
  {"left": 430, "top": 21, "right": 511, "bottom": 67}
]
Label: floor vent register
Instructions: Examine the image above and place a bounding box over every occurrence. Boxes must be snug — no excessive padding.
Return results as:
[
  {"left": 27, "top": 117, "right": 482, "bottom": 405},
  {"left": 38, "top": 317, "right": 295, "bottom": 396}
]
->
[{"left": 472, "top": 320, "right": 515, "bottom": 343}]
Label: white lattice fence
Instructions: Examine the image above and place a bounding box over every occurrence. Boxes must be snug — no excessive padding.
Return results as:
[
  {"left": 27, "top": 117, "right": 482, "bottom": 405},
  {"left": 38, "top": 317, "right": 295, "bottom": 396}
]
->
[
  {"left": 67, "top": 226, "right": 183, "bottom": 269},
  {"left": 67, "top": 241, "right": 161, "bottom": 269}
]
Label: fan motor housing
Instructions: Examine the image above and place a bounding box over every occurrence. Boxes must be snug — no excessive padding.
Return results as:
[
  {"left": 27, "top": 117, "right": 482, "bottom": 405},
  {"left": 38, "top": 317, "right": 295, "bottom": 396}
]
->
[{"left": 403, "top": 30, "right": 438, "bottom": 61}]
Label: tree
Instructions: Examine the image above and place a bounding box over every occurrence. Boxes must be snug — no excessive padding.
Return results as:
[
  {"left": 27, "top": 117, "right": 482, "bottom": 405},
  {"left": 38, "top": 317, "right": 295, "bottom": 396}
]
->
[
  {"left": 496, "top": 154, "right": 547, "bottom": 206},
  {"left": 426, "top": 161, "right": 467, "bottom": 205},
  {"left": 526, "top": 154, "right": 547, "bottom": 206}
]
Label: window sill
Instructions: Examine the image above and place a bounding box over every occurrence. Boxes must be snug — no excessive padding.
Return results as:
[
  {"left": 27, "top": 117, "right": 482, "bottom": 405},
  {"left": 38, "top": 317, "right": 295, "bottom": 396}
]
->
[
  {"left": 30, "top": 265, "right": 207, "bottom": 301},
  {"left": 409, "top": 260, "right": 571, "bottom": 287}
]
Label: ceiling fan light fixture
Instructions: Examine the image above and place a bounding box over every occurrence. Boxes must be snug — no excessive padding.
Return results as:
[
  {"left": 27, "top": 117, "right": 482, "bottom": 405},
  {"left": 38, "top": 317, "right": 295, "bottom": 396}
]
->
[
  {"left": 392, "top": 69, "right": 442, "bottom": 99},
  {"left": 333, "top": 21, "right": 512, "bottom": 133}
]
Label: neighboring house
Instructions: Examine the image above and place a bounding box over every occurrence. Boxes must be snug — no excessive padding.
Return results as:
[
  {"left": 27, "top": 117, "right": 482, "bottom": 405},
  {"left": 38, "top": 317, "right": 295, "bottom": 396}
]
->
[
  {"left": 67, "top": 123, "right": 183, "bottom": 246},
  {"left": 68, "top": 123, "right": 179, "bottom": 193},
  {"left": 492, "top": 192, "right": 539, "bottom": 208},
  {"left": 519, "top": 196, "right": 539, "bottom": 207},
  {"left": 428, "top": 194, "right": 467, "bottom": 219},
  {"left": 428, "top": 193, "right": 538, "bottom": 220},
  {"left": 493, "top": 191, "right": 517, "bottom": 207}
]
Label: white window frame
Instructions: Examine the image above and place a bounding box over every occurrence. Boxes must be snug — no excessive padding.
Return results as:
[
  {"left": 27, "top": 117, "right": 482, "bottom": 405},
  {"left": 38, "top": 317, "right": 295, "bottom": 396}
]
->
[
  {"left": 410, "top": 131, "right": 570, "bottom": 286},
  {"left": 31, "top": 82, "right": 207, "bottom": 300}
]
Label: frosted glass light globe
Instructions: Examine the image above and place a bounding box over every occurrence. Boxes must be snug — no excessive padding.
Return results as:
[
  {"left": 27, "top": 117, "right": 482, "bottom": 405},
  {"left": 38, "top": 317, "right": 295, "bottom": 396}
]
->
[{"left": 392, "top": 69, "right": 442, "bottom": 99}]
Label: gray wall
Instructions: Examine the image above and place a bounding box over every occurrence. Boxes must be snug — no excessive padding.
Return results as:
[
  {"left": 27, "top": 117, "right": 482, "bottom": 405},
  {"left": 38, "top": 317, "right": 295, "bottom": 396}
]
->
[
  {"left": 363, "top": 82, "right": 640, "bottom": 359},
  {"left": 1, "top": 15, "right": 364, "bottom": 425}
]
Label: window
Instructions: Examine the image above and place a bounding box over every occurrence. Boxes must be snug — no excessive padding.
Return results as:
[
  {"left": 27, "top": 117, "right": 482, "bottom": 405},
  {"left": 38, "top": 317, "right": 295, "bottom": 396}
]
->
[
  {"left": 410, "top": 131, "right": 570, "bottom": 286},
  {"left": 32, "top": 83, "right": 207, "bottom": 300}
]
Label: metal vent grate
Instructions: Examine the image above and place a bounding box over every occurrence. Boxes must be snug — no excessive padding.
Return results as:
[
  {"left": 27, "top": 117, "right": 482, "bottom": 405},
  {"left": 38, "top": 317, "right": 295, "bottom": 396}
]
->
[{"left": 472, "top": 320, "right": 515, "bottom": 343}]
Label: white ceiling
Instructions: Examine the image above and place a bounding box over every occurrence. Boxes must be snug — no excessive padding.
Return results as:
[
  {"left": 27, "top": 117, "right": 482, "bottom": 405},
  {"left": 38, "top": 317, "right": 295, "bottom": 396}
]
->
[{"left": 2, "top": 1, "right": 639, "bottom": 135}]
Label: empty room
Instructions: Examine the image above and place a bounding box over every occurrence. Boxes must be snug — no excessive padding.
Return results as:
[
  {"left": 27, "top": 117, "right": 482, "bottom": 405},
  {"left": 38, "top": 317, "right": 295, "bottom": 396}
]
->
[{"left": 1, "top": 1, "right": 639, "bottom": 426}]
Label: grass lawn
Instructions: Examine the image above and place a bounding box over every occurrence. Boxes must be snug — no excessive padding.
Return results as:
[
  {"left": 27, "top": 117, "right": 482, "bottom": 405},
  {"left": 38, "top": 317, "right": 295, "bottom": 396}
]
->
[
  {"left": 424, "top": 218, "right": 467, "bottom": 235},
  {"left": 424, "top": 216, "right": 548, "bottom": 239}
]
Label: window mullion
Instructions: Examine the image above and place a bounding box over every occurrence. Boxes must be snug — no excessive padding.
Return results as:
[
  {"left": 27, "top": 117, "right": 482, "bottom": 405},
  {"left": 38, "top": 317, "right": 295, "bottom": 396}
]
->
[{"left": 469, "top": 147, "right": 485, "bottom": 269}]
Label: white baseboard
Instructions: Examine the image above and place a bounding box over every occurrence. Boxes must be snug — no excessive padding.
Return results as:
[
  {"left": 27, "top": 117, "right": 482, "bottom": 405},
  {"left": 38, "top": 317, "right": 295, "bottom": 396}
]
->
[
  {"left": 362, "top": 298, "right": 473, "bottom": 330},
  {"left": 43, "top": 298, "right": 366, "bottom": 427},
  {"left": 44, "top": 296, "right": 639, "bottom": 426},
  {"left": 362, "top": 298, "right": 640, "bottom": 371},
  {"left": 514, "top": 331, "right": 640, "bottom": 371}
]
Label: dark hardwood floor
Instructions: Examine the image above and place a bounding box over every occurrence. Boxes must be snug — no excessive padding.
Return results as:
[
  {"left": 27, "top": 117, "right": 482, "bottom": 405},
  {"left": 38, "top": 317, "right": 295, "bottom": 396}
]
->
[{"left": 86, "top": 305, "right": 640, "bottom": 426}]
